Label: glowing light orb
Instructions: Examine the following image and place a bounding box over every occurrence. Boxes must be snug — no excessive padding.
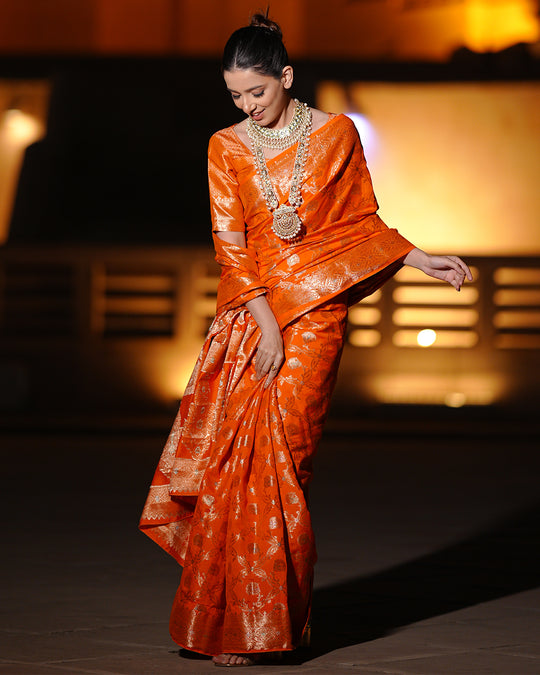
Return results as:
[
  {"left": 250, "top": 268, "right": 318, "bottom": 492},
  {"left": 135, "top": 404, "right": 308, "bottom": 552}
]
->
[
  {"left": 417, "top": 328, "right": 437, "bottom": 347},
  {"left": 3, "top": 109, "right": 42, "bottom": 145},
  {"left": 445, "top": 392, "right": 467, "bottom": 408}
]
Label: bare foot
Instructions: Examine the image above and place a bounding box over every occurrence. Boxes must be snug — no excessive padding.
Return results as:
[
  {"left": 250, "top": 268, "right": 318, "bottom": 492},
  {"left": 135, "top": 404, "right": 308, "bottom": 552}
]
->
[{"left": 212, "top": 653, "right": 256, "bottom": 666}]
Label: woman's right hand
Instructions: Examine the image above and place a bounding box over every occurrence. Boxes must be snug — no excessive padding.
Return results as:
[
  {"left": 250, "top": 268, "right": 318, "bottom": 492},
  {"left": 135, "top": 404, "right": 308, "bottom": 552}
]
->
[
  {"left": 215, "top": 233, "right": 284, "bottom": 386},
  {"left": 245, "top": 295, "right": 284, "bottom": 388},
  {"left": 255, "top": 324, "right": 284, "bottom": 388}
]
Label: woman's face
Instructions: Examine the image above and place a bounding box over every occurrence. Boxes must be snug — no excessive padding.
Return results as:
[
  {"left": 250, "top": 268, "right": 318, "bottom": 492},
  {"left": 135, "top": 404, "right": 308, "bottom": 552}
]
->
[{"left": 223, "top": 67, "right": 293, "bottom": 128}]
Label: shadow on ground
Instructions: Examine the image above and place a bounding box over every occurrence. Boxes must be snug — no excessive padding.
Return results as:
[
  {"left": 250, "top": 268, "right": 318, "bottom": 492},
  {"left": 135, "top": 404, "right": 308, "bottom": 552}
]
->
[{"left": 293, "top": 502, "right": 540, "bottom": 662}]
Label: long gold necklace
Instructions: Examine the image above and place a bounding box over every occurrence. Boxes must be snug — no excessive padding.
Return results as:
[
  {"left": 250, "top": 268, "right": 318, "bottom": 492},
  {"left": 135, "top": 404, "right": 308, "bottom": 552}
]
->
[{"left": 248, "top": 100, "right": 312, "bottom": 241}]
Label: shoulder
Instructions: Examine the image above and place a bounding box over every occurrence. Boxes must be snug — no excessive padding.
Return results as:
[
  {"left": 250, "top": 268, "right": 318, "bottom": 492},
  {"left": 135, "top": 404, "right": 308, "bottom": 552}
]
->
[
  {"left": 310, "top": 107, "right": 330, "bottom": 133},
  {"left": 208, "top": 125, "right": 237, "bottom": 155},
  {"left": 309, "top": 110, "right": 360, "bottom": 157},
  {"left": 309, "top": 108, "right": 358, "bottom": 139},
  {"left": 328, "top": 112, "right": 358, "bottom": 138},
  {"left": 231, "top": 119, "right": 249, "bottom": 149}
]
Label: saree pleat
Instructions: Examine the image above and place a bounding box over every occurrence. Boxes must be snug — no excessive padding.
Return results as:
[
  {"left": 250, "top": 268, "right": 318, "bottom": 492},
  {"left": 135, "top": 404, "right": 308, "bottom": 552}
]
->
[
  {"left": 140, "top": 112, "right": 415, "bottom": 655},
  {"left": 142, "top": 299, "right": 348, "bottom": 655}
]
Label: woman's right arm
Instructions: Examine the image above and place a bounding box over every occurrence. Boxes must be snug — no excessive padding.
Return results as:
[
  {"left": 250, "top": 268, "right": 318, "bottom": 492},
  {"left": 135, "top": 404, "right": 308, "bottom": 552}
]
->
[{"left": 216, "top": 231, "right": 284, "bottom": 387}]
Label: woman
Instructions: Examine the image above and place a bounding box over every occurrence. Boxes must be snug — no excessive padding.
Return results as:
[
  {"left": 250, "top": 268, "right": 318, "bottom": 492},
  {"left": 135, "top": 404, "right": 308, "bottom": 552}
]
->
[{"left": 140, "top": 13, "right": 472, "bottom": 667}]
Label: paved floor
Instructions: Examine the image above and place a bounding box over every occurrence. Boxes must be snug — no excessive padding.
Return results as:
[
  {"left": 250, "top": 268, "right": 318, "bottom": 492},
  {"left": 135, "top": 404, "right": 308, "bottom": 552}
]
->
[{"left": 1, "top": 413, "right": 539, "bottom": 674}]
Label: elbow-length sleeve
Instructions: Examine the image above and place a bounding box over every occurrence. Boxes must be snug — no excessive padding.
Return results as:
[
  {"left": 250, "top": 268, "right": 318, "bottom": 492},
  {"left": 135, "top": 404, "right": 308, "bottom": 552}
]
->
[
  {"left": 208, "top": 134, "right": 246, "bottom": 233},
  {"left": 213, "top": 234, "right": 268, "bottom": 314},
  {"left": 208, "top": 132, "right": 268, "bottom": 313}
]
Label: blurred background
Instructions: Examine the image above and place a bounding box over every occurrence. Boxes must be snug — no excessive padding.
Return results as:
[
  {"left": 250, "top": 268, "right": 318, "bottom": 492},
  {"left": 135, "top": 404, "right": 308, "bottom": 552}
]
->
[
  {"left": 2, "top": 8, "right": 539, "bottom": 673},
  {"left": 0, "top": 0, "right": 539, "bottom": 428}
]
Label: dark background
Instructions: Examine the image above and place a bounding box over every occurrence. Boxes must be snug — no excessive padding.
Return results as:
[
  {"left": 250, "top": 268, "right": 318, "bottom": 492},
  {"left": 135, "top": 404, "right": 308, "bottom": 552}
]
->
[{"left": 3, "top": 45, "right": 538, "bottom": 244}]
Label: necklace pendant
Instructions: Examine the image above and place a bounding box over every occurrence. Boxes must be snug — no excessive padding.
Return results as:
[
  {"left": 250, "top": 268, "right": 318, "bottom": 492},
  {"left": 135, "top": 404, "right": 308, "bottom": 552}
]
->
[{"left": 272, "top": 204, "right": 302, "bottom": 240}]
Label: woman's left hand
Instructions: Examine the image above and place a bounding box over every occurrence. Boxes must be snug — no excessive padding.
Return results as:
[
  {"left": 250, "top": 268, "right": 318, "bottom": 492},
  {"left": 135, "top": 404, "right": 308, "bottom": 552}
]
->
[{"left": 404, "top": 249, "right": 473, "bottom": 291}]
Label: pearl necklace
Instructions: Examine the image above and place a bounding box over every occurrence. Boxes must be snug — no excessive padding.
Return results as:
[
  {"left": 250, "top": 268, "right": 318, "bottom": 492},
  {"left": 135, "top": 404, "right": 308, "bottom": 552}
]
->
[
  {"left": 249, "top": 101, "right": 312, "bottom": 240},
  {"left": 246, "top": 98, "right": 311, "bottom": 150}
]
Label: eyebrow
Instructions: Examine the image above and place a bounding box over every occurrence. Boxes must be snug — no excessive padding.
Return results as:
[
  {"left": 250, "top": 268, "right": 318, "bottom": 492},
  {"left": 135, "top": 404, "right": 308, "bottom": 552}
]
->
[{"left": 226, "top": 84, "right": 265, "bottom": 94}]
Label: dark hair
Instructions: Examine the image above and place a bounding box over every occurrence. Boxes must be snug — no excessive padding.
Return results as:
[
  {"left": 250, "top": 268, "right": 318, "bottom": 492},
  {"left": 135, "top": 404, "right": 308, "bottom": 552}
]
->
[{"left": 222, "top": 13, "right": 289, "bottom": 79}]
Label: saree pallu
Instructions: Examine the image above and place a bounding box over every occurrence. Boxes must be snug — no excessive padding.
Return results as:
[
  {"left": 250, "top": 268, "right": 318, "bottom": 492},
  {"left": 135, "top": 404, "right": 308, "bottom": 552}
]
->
[
  {"left": 141, "top": 297, "right": 348, "bottom": 655},
  {"left": 209, "top": 114, "right": 416, "bottom": 328}
]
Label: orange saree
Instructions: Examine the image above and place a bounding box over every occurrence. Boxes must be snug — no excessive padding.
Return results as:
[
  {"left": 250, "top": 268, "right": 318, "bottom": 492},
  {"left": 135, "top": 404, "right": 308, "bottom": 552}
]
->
[{"left": 139, "top": 113, "right": 414, "bottom": 656}]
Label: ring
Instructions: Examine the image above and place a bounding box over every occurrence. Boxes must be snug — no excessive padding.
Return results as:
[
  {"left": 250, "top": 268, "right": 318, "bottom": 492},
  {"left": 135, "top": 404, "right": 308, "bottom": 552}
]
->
[{"left": 270, "top": 365, "right": 277, "bottom": 371}]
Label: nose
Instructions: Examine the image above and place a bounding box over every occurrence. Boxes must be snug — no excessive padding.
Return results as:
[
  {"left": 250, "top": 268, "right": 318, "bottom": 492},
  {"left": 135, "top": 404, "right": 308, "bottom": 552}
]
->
[{"left": 242, "top": 98, "right": 256, "bottom": 114}]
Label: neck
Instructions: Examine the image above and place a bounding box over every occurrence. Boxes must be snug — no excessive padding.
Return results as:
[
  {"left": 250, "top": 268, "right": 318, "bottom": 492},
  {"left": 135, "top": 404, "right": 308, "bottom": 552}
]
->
[{"left": 268, "top": 96, "right": 295, "bottom": 129}]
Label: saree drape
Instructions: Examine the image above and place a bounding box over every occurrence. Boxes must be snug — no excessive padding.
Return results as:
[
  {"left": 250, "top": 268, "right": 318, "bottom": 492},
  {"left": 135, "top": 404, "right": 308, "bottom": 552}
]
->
[{"left": 139, "top": 113, "right": 415, "bottom": 655}]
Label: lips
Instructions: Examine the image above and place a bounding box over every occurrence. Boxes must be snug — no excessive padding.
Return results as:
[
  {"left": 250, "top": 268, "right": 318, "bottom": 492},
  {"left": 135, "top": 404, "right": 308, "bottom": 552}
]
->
[{"left": 251, "top": 110, "right": 264, "bottom": 121}]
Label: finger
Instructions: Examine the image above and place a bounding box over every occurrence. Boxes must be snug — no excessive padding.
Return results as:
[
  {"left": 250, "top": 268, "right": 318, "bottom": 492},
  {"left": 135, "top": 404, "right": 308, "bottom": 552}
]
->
[
  {"left": 255, "top": 352, "right": 275, "bottom": 379},
  {"left": 448, "top": 255, "right": 473, "bottom": 281},
  {"left": 454, "top": 258, "right": 472, "bottom": 281},
  {"left": 443, "top": 256, "right": 464, "bottom": 274},
  {"left": 255, "top": 359, "right": 270, "bottom": 379},
  {"left": 452, "top": 271, "right": 463, "bottom": 291},
  {"left": 253, "top": 357, "right": 266, "bottom": 379},
  {"left": 255, "top": 346, "right": 272, "bottom": 368},
  {"left": 264, "top": 363, "right": 280, "bottom": 389}
]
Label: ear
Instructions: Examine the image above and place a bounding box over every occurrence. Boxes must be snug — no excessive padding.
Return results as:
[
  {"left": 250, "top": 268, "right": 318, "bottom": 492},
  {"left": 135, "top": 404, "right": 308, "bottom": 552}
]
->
[{"left": 281, "top": 65, "right": 294, "bottom": 90}]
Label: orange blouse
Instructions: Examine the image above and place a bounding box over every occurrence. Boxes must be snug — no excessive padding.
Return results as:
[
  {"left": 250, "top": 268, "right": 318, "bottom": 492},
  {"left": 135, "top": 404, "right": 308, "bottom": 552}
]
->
[{"left": 208, "top": 113, "right": 415, "bottom": 327}]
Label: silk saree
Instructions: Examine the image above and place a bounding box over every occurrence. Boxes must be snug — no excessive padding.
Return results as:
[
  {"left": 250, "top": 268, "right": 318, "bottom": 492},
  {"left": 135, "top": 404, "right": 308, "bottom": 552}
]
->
[{"left": 139, "top": 114, "right": 414, "bottom": 655}]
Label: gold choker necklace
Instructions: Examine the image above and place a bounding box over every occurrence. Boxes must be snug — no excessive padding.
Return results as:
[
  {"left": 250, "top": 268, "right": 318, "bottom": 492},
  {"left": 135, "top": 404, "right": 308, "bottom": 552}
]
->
[
  {"left": 247, "top": 99, "right": 310, "bottom": 150},
  {"left": 249, "top": 100, "right": 312, "bottom": 240}
]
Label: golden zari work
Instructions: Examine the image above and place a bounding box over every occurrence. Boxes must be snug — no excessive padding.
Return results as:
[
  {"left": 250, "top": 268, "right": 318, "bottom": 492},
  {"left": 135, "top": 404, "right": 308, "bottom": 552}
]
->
[{"left": 139, "top": 114, "right": 416, "bottom": 657}]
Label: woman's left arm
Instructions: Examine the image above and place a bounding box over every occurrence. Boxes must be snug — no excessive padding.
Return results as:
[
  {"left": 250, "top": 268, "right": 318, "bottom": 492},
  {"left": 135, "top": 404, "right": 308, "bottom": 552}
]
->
[{"left": 404, "top": 248, "right": 473, "bottom": 291}]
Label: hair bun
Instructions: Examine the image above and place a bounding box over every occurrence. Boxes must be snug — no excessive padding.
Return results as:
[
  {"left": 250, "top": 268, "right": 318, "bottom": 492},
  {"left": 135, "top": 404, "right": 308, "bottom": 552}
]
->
[{"left": 250, "top": 12, "right": 283, "bottom": 40}]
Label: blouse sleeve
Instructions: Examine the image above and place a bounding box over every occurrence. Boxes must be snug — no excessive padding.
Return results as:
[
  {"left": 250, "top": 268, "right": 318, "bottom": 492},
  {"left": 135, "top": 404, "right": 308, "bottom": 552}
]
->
[
  {"left": 207, "top": 132, "right": 268, "bottom": 312},
  {"left": 213, "top": 233, "right": 268, "bottom": 313},
  {"left": 208, "top": 133, "right": 245, "bottom": 233}
]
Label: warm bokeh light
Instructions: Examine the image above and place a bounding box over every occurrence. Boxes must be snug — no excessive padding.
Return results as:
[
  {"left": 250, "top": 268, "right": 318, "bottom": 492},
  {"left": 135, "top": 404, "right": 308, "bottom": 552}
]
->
[
  {"left": 1, "top": 246, "right": 538, "bottom": 416},
  {"left": 0, "top": 81, "right": 50, "bottom": 244},
  {"left": 465, "top": 0, "right": 539, "bottom": 52},
  {"left": 0, "top": 0, "right": 538, "bottom": 62},
  {"left": 318, "top": 82, "right": 540, "bottom": 256},
  {"left": 3, "top": 109, "right": 42, "bottom": 145},
  {"left": 494, "top": 268, "right": 540, "bottom": 285},
  {"left": 155, "top": 341, "right": 209, "bottom": 401},
  {"left": 494, "top": 289, "right": 540, "bottom": 306},
  {"left": 494, "top": 310, "right": 540, "bottom": 329},
  {"left": 393, "top": 286, "right": 479, "bottom": 306},
  {"left": 370, "top": 373, "right": 504, "bottom": 406},
  {"left": 393, "top": 308, "right": 478, "bottom": 327},
  {"left": 394, "top": 329, "right": 478, "bottom": 349},
  {"left": 417, "top": 328, "right": 437, "bottom": 347},
  {"left": 348, "top": 328, "right": 381, "bottom": 348},
  {"left": 496, "top": 334, "right": 540, "bottom": 349},
  {"left": 348, "top": 306, "right": 381, "bottom": 326},
  {"left": 445, "top": 392, "right": 467, "bottom": 408}
]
